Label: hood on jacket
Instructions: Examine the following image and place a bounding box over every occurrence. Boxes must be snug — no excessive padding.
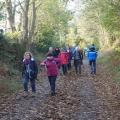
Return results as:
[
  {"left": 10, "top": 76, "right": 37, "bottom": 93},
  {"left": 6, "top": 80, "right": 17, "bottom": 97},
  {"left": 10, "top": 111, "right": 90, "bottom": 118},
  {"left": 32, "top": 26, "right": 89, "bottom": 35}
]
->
[{"left": 47, "top": 56, "right": 54, "bottom": 61}]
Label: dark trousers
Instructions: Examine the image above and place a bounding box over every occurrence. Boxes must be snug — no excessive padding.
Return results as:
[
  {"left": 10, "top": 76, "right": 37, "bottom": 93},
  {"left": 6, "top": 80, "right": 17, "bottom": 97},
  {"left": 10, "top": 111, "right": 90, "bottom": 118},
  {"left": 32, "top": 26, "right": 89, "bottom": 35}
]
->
[
  {"left": 74, "top": 59, "right": 81, "bottom": 74},
  {"left": 62, "top": 64, "right": 67, "bottom": 75},
  {"left": 23, "top": 78, "right": 36, "bottom": 93},
  {"left": 67, "top": 60, "right": 71, "bottom": 70},
  {"left": 89, "top": 60, "right": 96, "bottom": 74},
  {"left": 48, "top": 76, "right": 57, "bottom": 94}
]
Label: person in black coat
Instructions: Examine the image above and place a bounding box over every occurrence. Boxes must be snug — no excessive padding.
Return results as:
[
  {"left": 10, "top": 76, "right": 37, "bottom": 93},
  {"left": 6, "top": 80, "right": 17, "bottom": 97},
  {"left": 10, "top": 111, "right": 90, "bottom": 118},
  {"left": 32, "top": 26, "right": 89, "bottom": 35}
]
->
[{"left": 22, "top": 52, "right": 38, "bottom": 97}]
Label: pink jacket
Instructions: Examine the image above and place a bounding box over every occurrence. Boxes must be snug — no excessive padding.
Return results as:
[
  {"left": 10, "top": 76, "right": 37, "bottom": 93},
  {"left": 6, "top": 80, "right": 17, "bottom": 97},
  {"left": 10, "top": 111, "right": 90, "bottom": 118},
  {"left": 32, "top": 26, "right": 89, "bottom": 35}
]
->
[{"left": 41, "top": 57, "right": 60, "bottom": 76}]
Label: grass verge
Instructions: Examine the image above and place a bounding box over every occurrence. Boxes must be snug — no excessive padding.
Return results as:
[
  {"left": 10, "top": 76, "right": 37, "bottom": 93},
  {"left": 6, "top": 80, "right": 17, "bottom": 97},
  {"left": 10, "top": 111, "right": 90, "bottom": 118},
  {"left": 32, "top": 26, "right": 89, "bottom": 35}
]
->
[{"left": 98, "top": 49, "right": 120, "bottom": 84}]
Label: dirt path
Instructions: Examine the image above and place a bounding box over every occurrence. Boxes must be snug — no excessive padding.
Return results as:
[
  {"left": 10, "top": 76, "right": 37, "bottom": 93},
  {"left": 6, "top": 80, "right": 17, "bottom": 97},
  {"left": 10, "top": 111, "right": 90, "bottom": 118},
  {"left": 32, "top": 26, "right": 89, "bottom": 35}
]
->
[{"left": 0, "top": 59, "right": 120, "bottom": 120}]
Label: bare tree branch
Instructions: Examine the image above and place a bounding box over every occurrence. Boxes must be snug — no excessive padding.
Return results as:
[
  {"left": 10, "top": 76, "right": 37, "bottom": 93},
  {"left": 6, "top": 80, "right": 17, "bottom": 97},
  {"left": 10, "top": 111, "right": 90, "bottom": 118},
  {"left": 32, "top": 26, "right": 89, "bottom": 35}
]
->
[
  {"left": 35, "top": 2, "right": 42, "bottom": 10},
  {"left": 14, "top": 0, "right": 24, "bottom": 8},
  {"left": 18, "top": 0, "right": 24, "bottom": 12}
]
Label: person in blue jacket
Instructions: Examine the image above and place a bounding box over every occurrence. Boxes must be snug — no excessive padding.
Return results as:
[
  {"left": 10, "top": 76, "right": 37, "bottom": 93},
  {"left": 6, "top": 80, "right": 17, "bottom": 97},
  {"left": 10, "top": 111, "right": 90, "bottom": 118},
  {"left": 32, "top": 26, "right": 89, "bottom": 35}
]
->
[{"left": 87, "top": 47, "right": 97, "bottom": 75}]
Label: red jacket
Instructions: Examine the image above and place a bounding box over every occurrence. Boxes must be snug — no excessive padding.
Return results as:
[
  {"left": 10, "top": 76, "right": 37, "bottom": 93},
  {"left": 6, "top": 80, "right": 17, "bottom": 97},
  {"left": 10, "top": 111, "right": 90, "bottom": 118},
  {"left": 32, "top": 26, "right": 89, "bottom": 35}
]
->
[{"left": 59, "top": 52, "right": 68, "bottom": 65}]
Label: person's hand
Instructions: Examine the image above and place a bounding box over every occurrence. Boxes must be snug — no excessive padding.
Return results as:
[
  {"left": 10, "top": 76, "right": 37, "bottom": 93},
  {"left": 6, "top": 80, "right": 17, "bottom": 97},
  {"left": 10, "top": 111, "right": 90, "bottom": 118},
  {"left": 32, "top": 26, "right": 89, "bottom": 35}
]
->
[{"left": 40, "top": 62, "right": 45, "bottom": 66}]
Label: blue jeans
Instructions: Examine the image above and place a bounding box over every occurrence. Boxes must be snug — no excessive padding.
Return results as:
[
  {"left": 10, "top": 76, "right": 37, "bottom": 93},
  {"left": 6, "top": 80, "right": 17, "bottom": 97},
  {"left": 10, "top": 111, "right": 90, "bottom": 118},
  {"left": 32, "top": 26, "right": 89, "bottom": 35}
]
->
[
  {"left": 23, "top": 77, "right": 36, "bottom": 93},
  {"left": 48, "top": 76, "right": 57, "bottom": 94},
  {"left": 89, "top": 60, "right": 96, "bottom": 74}
]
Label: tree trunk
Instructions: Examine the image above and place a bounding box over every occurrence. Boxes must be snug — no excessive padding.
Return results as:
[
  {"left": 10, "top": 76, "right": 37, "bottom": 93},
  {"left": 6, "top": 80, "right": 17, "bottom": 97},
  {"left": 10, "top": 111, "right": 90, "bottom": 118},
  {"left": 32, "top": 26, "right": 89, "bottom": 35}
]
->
[
  {"left": 28, "top": 0, "right": 36, "bottom": 50},
  {"left": 22, "top": 0, "right": 30, "bottom": 50},
  {"left": 5, "top": 0, "right": 16, "bottom": 32}
]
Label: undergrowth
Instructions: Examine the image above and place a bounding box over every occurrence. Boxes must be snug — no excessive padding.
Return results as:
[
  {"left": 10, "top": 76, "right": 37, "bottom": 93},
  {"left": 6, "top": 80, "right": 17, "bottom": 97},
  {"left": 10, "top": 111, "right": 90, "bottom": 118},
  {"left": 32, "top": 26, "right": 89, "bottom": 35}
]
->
[{"left": 98, "top": 49, "right": 120, "bottom": 84}]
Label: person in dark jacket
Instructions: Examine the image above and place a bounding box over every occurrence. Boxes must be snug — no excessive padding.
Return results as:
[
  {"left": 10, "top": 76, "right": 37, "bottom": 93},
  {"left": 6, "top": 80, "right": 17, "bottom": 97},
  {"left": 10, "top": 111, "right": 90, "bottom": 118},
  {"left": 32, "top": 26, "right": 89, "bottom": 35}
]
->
[
  {"left": 87, "top": 47, "right": 97, "bottom": 75},
  {"left": 22, "top": 52, "right": 38, "bottom": 97},
  {"left": 66, "top": 47, "right": 72, "bottom": 70},
  {"left": 54, "top": 47, "right": 60, "bottom": 58},
  {"left": 41, "top": 54, "right": 60, "bottom": 96},
  {"left": 90, "top": 44, "right": 96, "bottom": 51},
  {"left": 73, "top": 47, "right": 83, "bottom": 74}
]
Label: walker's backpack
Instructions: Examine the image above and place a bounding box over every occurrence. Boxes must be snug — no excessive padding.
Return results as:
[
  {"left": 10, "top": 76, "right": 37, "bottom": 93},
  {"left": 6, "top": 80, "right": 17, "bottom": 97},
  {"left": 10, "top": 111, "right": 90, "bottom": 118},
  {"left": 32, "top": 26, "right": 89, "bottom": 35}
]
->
[{"left": 74, "top": 50, "right": 83, "bottom": 60}]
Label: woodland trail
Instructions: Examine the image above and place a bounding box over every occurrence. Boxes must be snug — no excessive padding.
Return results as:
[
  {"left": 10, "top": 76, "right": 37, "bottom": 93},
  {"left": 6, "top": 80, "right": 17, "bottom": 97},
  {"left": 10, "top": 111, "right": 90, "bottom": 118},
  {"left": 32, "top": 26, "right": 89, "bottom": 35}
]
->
[{"left": 0, "top": 59, "right": 120, "bottom": 120}]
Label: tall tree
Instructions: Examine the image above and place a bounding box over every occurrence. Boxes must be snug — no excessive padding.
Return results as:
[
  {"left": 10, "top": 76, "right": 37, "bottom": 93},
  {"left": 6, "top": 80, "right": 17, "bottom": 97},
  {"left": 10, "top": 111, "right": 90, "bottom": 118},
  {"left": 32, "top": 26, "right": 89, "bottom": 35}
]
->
[
  {"left": 21, "top": 0, "right": 30, "bottom": 50},
  {"left": 5, "top": 0, "right": 16, "bottom": 32}
]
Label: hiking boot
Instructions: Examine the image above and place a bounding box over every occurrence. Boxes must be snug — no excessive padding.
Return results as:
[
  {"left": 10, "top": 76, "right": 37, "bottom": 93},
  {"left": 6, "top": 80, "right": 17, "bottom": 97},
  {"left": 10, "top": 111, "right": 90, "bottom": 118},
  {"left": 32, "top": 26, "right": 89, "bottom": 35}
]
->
[
  {"left": 31, "top": 92, "right": 36, "bottom": 97},
  {"left": 91, "top": 71, "right": 93, "bottom": 74},
  {"left": 79, "top": 71, "right": 81, "bottom": 74},
  {"left": 51, "top": 92, "right": 56, "bottom": 96},
  {"left": 23, "top": 91, "right": 29, "bottom": 97}
]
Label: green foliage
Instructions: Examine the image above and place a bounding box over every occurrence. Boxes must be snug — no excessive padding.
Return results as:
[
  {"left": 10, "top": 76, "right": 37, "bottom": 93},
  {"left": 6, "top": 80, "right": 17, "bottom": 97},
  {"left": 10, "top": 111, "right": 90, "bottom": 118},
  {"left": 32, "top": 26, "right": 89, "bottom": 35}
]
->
[
  {"left": 115, "top": 47, "right": 120, "bottom": 53},
  {"left": 34, "top": 0, "right": 72, "bottom": 50},
  {"left": 92, "top": 39, "right": 100, "bottom": 49},
  {"left": 0, "top": 33, "right": 25, "bottom": 70},
  {"left": 5, "top": 32, "right": 21, "bottom": 43},
  {"left": 36, "top": 25, "right": 60, "bottom": 52},
  {"left": 79, "top": 0, "right": 120, "bottom": 48},
  {"left": 99, "top": 50, "right": 120, "bottom": 84},
  {"left": 100, "top": 0, "right": 120, "bottom": 34},
  {"left": 75, "top": 36, "right": 84, "bottom": 46}
]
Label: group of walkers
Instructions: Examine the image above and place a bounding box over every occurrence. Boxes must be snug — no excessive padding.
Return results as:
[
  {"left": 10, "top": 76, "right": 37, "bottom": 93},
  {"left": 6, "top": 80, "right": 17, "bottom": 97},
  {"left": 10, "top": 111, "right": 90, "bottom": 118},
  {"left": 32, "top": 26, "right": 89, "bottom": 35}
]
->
[
  {"left": 22, "top": 44, "right": 97, "bottom": 97},
  {"left": 46, "top": 46, "right": 84, "bottom": 75}
]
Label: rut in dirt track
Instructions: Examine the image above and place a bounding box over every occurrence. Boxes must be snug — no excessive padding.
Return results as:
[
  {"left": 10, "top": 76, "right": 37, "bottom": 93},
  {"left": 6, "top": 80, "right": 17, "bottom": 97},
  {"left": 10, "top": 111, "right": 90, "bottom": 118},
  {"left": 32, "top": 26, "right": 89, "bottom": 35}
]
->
[{"left": 0, "top": 59, "right": 120, "bottom": 120}]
